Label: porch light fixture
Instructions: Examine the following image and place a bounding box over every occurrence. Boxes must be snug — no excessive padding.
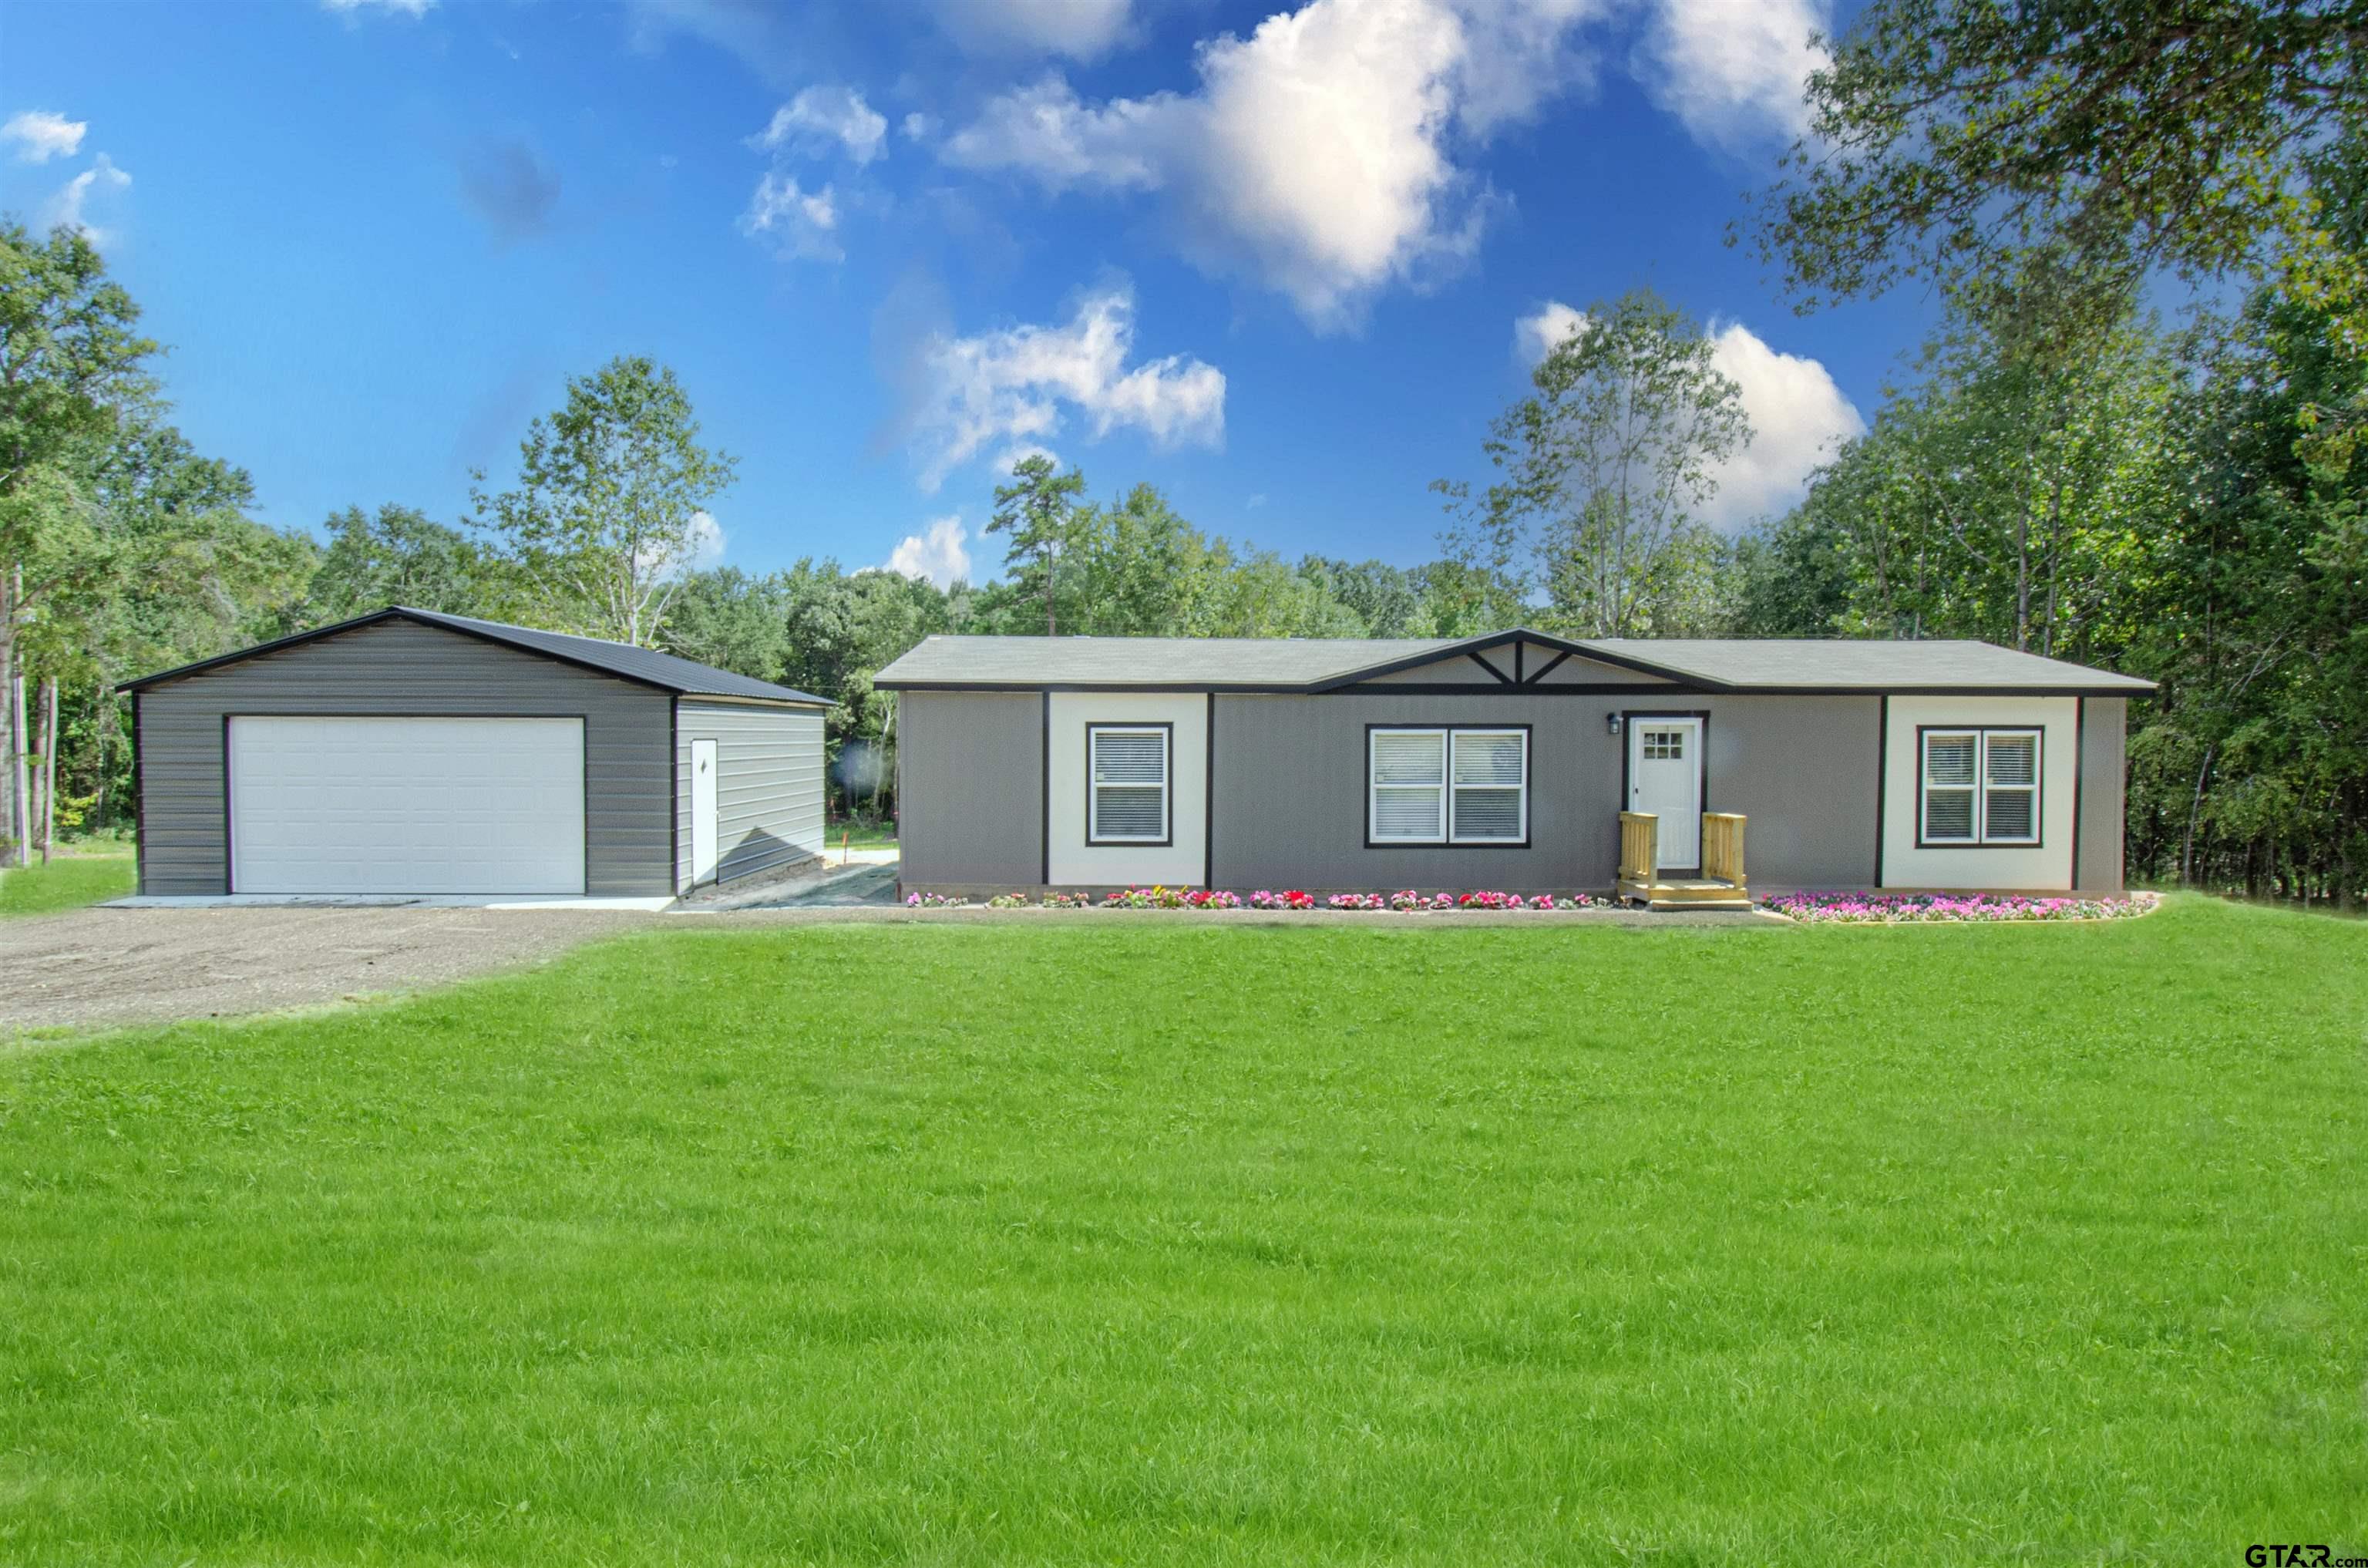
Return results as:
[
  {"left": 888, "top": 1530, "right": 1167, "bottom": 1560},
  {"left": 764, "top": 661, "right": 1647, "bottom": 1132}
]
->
[{"left": 1606, "top": 712, "right": 1623, "bottom": 736}]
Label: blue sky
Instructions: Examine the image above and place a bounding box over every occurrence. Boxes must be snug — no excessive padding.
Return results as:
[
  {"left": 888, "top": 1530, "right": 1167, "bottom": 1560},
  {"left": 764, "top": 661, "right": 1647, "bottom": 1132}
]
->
[{"left": 0, "top": 0, "right": 1926, "bottom": 588}]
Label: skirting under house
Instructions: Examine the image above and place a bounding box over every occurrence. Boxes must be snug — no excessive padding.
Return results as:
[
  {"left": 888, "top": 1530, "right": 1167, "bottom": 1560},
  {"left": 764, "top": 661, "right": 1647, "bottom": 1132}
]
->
[{"left": 874, "top": 629, "right": 2154, "bottom": 903}]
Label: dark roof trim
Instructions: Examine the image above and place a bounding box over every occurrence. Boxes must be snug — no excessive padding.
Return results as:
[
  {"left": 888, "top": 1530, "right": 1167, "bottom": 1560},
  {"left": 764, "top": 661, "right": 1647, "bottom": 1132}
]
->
[
  {"left": 119, "top": 607, "right": 831, "bottom": 706},
  {"left": 883, "top": 676, "right": 2154, "bottom": 699},
  {"left": 1303, "top": 628, "right": 1722, "bottom": 692}
]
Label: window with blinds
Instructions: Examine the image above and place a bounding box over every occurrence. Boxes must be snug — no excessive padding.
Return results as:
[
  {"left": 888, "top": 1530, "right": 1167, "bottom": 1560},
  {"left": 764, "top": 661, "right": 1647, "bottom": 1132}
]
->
[
  {"left": 1368, "top": 726, "right": 1529, "bottom": 845},
  {"left": 1450, "top": 729, "right": 1527, "bottom": 841},
  {"left": 1920, "top": 727, "right": 2040, "bottom": 845},
  {"left": 1087, "top": 725, "right": 1170, "bottom": 844}
]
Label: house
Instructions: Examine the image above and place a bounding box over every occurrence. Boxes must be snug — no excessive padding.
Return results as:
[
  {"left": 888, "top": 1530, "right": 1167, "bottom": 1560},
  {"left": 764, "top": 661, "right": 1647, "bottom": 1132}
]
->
[
  {"left": 120, "top": 607, "right": 831, "bottom": 899},
  {"left": 873, "top": 630, "right": 2156, "bottom": 904}
]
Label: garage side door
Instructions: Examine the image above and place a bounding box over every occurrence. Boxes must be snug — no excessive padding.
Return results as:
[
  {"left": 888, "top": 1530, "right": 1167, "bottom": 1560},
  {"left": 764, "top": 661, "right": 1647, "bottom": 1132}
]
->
[{"left": 229, "top": 716, "right": 586, "bottom": 895}]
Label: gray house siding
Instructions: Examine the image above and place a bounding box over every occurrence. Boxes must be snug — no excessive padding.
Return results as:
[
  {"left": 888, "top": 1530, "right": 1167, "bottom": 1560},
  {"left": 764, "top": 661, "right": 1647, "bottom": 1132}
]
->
[
  {"left": 1689, "top": 695, "right": 1882, "bottom": 889},
  {"left": 1209, "top": 692, "right": 1880, "bottom": 893},
  {"left": 674, "top": 699, "right": 826, "bottom": 890},
  {"left": 133, "top": 618, "right": 674, "bottom": 896},
  {"left": 897, "top": 690, "right": 1044, "bottom": 887},
  {"left": 2077, "top": 697, "right": 2128, "bottom": 892}
]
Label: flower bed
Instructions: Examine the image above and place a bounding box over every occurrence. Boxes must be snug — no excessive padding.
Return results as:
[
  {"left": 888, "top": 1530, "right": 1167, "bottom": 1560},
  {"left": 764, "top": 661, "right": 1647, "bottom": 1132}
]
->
[
  {"left": 1759, "top": 890, "right": 2160, "bottom": 924},
  {"left": 906, "top": 886, "right": 1614, "bottom": 913}
]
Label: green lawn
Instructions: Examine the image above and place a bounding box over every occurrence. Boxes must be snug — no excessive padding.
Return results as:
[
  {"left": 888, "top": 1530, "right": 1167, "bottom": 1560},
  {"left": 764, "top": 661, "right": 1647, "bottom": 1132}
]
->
[
  {"left": 0, "top": 849, "right": 136, "bottom": 917},
  {"left": 2, "top": 899, "right": 2363, "bottom": 1563},
  {"left": 825, "top": 817, "right": 897, "bottom": 847}
]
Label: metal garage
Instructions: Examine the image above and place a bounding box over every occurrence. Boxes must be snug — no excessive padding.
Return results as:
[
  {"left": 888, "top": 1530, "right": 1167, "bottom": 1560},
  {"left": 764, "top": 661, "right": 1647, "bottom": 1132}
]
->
[{"left": 121, "top": 607, "right": 831, "bottom": 900}]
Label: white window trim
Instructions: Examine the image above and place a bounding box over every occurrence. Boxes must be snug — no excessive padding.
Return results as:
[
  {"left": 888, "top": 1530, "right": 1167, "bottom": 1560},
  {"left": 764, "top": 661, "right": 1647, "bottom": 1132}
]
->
[
  {"left": 1087, "top": 724, "right": 1171, "bottom": 845},
  {"left": 1368, "top": 727, "right": 1448, "bottom": 844},
  {"left": 1448, "top": 728, "right": 1529, "bottom": 845},
  {"left": 1919, "top": 726, "right": 2042, "bottom": 846},
  {"left": 1367, "top": 726, "right": 1530, "bottom": 846}
]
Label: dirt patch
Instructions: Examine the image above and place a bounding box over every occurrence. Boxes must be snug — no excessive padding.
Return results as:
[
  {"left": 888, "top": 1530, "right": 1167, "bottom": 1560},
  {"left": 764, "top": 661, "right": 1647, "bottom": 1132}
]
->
[{"left": 2, "top": 906, "right": 656, "bottom": 1035}]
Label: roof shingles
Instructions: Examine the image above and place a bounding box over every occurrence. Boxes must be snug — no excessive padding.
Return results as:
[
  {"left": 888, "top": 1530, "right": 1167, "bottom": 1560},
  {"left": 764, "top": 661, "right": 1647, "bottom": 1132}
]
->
[{"left": 874, "top": 629, "right": 2154, "bottom": 695}]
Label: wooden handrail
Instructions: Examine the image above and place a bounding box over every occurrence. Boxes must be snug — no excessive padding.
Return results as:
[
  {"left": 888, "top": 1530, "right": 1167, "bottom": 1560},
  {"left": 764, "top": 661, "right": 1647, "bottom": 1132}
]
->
[
  {"left": 1618, "top": 811, "right": 1658, "bottom": 882},
  {"left": 1703, "top": 812, "right": 1747, "bottom": 889}
]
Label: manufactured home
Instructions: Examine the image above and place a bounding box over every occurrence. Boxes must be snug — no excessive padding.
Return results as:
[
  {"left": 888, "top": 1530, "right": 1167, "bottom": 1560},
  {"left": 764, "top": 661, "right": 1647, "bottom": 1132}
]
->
[
  {"left": 122, "top": 607, "right": 831, "bottom": 899},
  {"left": 874, "top": 630, "right": 2154, "bottom": 906}
]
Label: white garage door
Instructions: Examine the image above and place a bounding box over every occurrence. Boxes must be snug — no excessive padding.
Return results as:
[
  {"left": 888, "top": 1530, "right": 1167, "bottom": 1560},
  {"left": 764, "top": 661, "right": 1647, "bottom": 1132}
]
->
[{"left": 229, "top": 715, "right": 587, "bottom": 894}]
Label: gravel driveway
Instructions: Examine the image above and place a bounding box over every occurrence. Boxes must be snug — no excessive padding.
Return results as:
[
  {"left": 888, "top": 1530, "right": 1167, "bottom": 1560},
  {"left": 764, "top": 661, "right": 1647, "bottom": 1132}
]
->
[{"left": 2, "top": 906, "right": 658, "bottom": 1035}]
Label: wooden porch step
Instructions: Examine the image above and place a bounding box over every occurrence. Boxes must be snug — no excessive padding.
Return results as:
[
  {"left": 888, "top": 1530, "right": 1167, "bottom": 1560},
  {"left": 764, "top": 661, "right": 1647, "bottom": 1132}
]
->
[{"left": 1616, "top": 876, "right": 1754, "bottom": 911}]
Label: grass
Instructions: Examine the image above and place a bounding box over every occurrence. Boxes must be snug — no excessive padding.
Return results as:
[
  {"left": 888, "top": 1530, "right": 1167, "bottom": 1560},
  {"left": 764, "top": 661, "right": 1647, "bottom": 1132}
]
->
[
  {"left": 0, "top": 846, "right": 136, "bottom": 917},
  {"left": 2, "top": 897, "right": 2363, "bottom": 1563},
  {"left": 825, "top": 817, "right": 897, "bottom": 847}
]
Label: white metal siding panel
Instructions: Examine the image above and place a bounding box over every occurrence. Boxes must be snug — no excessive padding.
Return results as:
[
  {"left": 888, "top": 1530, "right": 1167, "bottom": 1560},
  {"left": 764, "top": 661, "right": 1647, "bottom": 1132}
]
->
[
  {"left": 1047, "top": 693, "right": 1206, "bottom": 887},
  {"left": 673, "top": 700, "right": 826, "bottom": 890},
  {"left": 230, "top": 716, "right": 584, "bottom": 894},
  {"left": 1881, "top": 695, "right": 2080, "bottom": 890}
]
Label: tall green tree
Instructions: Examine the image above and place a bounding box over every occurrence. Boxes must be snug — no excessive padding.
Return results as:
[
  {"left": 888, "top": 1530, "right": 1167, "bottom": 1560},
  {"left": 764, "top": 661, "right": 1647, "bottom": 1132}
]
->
[
  {"left": 471, "top": 355, "right": 736, "bottom": 646},
  {"left": 1449, "top": 289, "right": 1750, "bottom": 637},
  {"left": 985, "top": 453, "right": 1085, "bottom": 636},
  {"left": 1749, "top": 0, "right": 2368, "bottom": 354},
  {"left": 307, "top": 504, "right": 505, "bottom": 624}
]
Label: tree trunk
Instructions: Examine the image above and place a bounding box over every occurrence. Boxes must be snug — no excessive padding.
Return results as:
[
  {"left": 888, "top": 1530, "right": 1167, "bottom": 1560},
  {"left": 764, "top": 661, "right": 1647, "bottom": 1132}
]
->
[
  {"left": 41, "top": 677, "right": 57, "bottom": 863},
  {"left": 870, "top": 699, "right": 894, "bottom": 818},
  {"left": 1, "top": 566, "right": 18, "bottom": 868},
  {"left": 2181, "top": 741, "right": 2217, "bottom": 887},
  {"left": 8, "top": 664, "right": 28, "bottom": 870}
]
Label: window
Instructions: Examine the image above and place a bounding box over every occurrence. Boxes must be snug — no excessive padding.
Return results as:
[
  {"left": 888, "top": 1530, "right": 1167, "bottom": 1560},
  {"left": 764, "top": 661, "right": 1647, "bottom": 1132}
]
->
[
  {"left": 1920, "top": 727, "right": 2041, "bottom": 846},
  {"left": 1368, "top": 726, "right": 1529, "bottom": 845},
  {"left": 1641, "top": 727, "right": 1684, "bottom": 762},
  {"left": 1088, "top": 725, "right": 1170, "bottom": 844},
  {"left": 1451, "top": 730, "right": 1527, "bottom": 842},
  {"left": 1369, "top": 728, "right": 1446, "bottom": 843}
]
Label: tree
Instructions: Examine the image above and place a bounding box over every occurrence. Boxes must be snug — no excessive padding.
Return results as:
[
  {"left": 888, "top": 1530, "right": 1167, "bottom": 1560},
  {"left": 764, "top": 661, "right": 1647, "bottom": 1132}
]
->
[
  {"left": 1748, "top": 0, "right": 2368, "bottom": 354},
  {"left": 986, "top": 453, "right": 1085, "bottom": 636},
  {"left": 1450, "top": 289, "right": 1750, "bottom": 637},
  {"left": 472, "top": 356, "right": 736, "bottom": 646},
  {"left": 659, "top": 567, "right": 789, "bottom": 681},
  {"left": 0, "top": 222, "right": 157, "bottom": 860},
  {"left": 307, "top": 504, "right": 504, "bottom": 624}
]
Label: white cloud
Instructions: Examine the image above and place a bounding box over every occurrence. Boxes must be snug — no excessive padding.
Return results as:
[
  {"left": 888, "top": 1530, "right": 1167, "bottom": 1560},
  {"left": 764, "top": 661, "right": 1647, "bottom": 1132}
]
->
[
  {"left": 886, "top": 514, "right": 973, "bottom": 587},
  {"left": 930, "top": 0, "right": 1135, "bottom": 60},
  {"left": 1513, "top": 299, "right": 1589, "bottom": 364},
  {"left": 635, "top": 510, "right": 726, "bottom": 576},
  {"left": 1636, "top": 0, "right": 1828, "bottom": 152},
  {"left": 42, "top": 153, "right": 131, "bottom": 245},
  {"left": 754, "top": 84, "right": 888, "bottom": 165},
  {"left": 1703, "top": 321, "right": 1862, "bottom": 526},
  {"left": 322, "top": 0, "right": 436, "bottom": 15},
  {"left": 943, "top": 0, "right": 1612, "bottom": 329},
  {"left": 738, "top": 172, "right": 841, "bottom": 261},
  {"left": 911, "top": 285, "right": 1224, "bottom": 490},
  {"left": 1513, "top": 301, "right": 1860, "bottom": 527},
  {"left": 901, "top": 111, "right": 939, "bottom": 143},
  {"left": 2, "top": 110, "right": 85, "bottom": 163}
]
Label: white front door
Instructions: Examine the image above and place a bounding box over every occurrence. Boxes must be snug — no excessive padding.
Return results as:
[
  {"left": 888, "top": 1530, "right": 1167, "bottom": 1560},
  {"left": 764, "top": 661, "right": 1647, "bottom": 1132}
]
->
[
  {"left": 690, "top": 738, "right": 719, "bottom": 884},
  {"left": 228, "top": 715, "right": 585, "bottom": 894},
  {"left": 1628, "top": 717, "right": 1703, "bottom": 871}
]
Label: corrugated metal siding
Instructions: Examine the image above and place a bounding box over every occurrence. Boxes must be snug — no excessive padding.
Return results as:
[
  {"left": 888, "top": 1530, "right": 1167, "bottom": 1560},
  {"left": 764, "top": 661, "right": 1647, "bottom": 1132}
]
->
[
  {"left": 2077, "top": 697, "right": 2128, "bottom": 891},
  {"left": 1211, "top": 692, "right": 1881, "bottom": 892},
  {"left": 674, "top": 700, "right": 826, "bottom": 890},
  {"left": 899, "top": 691, "right": 1043, "bottom": 886},
  {"left": 134, "top": 618, "right": 674, "bottom": 896}
]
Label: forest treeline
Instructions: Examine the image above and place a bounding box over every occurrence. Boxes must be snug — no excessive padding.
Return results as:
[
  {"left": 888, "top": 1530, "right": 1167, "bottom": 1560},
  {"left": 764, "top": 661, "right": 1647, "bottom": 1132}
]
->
[{"left": 5, "top": 0, "right": 2363, "bottom": 900}]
